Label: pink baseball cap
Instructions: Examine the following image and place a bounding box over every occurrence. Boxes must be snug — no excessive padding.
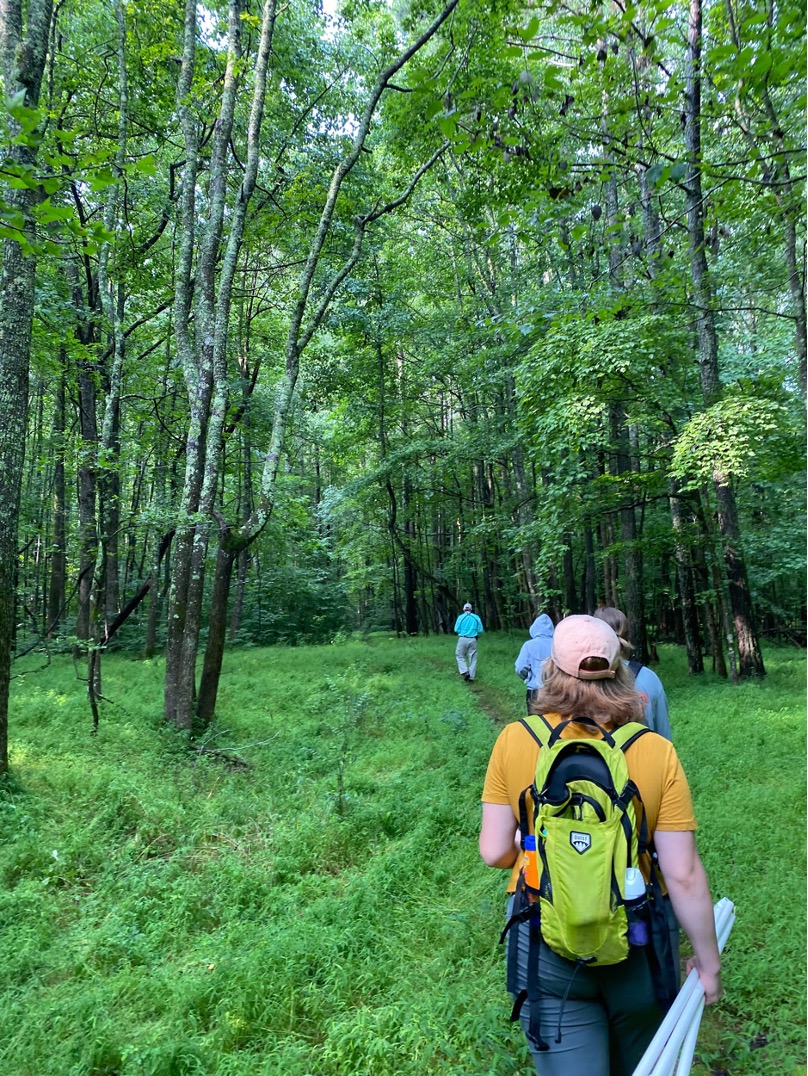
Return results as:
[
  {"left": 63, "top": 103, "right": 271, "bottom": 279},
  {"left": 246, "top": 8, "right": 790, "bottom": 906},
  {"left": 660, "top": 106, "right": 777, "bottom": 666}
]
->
[{"left": 551, "top": 615, "right": 621, "bottom": 680}]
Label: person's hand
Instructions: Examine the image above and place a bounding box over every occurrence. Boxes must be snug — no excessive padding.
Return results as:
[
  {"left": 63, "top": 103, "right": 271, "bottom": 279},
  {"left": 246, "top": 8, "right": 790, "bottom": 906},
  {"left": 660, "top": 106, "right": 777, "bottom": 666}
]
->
[{"left": 686, "top": 957, "right": 723, "bottom": 1005}]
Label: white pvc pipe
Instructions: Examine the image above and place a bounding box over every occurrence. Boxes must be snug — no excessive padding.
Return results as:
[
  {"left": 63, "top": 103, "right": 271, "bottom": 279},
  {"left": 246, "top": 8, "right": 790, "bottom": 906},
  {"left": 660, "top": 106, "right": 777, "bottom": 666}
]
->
[
  {"left": 633, "top": 972, "right": 700, "bottom": 1076},
  {"left": 650, "top": 985, "right": 706, "bottom": 1074},
  {"left": 642, "top": 904, "right": 735, "bottom": 1076},
  {"left": 648, "top": 909, "right": 734, "bottom": 1076},
  {"left": 632, "top": 899, "right": 735, "bottom": 1076},
  {"left": 674, "top": 997, "right": 705, "bottom": 1074}
]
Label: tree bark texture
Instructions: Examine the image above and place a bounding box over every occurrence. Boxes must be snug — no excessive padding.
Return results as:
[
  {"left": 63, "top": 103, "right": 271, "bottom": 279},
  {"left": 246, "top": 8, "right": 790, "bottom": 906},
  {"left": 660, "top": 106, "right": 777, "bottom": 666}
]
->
[
  {"left": 196, "top": 541, "right": 237, "bottom": 724},
  {"left": 0, "top": 0, "right": 54, "bottom": 772},
  {"left": 610, "top": 403, "right": 648, "bottom": 662},
  {"left": 165, "top": 0, "right": 277, "bottom": 730},
  {"left": 684, "top": 0, "right": 765, "bottom": 678},
  {"left": 668, "top": 481, "right": 704, "bottom": 674},
  {"left": 47, "top": 362, "right": 67, "bottom": 632}
]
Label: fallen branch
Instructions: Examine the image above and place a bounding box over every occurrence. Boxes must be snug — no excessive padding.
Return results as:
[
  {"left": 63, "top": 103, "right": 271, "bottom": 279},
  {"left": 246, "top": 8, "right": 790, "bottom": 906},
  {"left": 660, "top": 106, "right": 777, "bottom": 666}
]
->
[{"left": 190, "top": 744, "right": 251, "bottom": 769}]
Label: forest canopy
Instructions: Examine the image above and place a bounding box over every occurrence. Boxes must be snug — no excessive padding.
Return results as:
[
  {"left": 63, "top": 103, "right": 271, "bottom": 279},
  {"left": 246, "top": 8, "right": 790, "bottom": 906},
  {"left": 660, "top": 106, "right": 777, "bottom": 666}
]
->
[{"left": 0, "top": 0, "right": 805, "bottom": 763}]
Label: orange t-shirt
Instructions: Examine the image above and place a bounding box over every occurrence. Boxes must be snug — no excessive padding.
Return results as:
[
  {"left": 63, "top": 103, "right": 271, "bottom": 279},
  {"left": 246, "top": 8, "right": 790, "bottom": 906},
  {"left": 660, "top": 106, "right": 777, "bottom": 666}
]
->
[{"left": 481, "top": 714, "right": 697, "bottom": 892}]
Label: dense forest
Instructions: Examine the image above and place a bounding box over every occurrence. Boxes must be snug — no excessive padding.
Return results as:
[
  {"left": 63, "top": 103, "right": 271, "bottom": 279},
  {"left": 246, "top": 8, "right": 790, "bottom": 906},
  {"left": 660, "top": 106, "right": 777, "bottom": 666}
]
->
[{"left": 1, "top": 0, "right": 805, "bottom": 768}]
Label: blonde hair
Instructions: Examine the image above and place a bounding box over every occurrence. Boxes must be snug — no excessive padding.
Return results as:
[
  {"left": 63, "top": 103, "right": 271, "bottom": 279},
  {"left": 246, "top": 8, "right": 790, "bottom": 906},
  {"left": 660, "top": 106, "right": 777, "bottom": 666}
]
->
[
  {"left": 593, "top": 606, "right": 633, "bottom": 660},
  {"left": 531, "top": 658, "right": 645, "bottom": 727}
]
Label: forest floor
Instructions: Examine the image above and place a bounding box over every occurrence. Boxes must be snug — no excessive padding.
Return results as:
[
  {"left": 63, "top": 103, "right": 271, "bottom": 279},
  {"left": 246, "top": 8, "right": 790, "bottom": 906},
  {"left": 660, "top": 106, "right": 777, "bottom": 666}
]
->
[{"left": 1, "top": 634, "right": 805, "bottom": 1076}]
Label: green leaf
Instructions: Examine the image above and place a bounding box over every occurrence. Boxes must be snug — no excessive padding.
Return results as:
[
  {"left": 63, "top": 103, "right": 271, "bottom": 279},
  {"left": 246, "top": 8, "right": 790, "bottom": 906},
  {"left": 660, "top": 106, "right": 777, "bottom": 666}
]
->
[
  {"left": 6, "top": 169, "right": 39, "bottom": 190},
  {"left": 437, "top": 114, "right": 456, "bottom": 138},
  {"left": 36, "top": 199, "right": 74, "bottom": 224},
  {"left": 88, "top": 167, "right": 117, "bottom": 191},
  {"left": 544, "top": 66, "right": 564, "bottom": 92},
  {"left": 647, "top": 162, "right": 671, "bottom": 186},
  {"left": 518, "top": 16, "right": 540, "bottom": 42},
  {"left": 424, "top": 97, "right": 444, "bottom": 121},
  {"left": 134, "top": 154, "right": 158, "bottom": 176},
  {"left": 710, "top": 44, "right": 737, "bottom": 62}
]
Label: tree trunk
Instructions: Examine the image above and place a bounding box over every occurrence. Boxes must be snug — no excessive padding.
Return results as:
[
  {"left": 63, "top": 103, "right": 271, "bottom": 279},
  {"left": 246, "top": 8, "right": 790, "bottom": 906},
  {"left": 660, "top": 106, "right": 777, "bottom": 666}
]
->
[
  {"left": 562, "top": 538, "right": 577, "bottom": 614},
  {"left": 582, "top": 526, "right": 597, "bottom": 614},
  {"left": 47, "top": 361, "right": 67, "bottom": 633},
  {"left": 197, "top": 539, "right": 237, "bottom": 724},
  {"left": 0, "top": 0, "right": 55, "bottom": 773},
  {"left": 175, "top": 0, "right": 460, "bottom": 720},
  {"left": 669, "top": 481, "right": 703, "bottom": 673},
  {"left": 75, "top": 331, "right": 100, "bottom": 652},
  {"left": 684, "top": 0, "right": 765, "bottom": 677},
  {"left": 165, "top": 0, "right": 277, "bottom": 730},
  {"left": 693, "top": 490, "right": 728, "bottom": 678},
  {"left": 229, "top": 424, "right": 254, "bottom": 641},
  {"left": 402, "top": 481, "right": 418, "bottom": 635},
  {"left": 99, "top": 400, "right": 121, "bottom": 628},
  {"left": 610, "top": 404, "right": 648, "bottom": 661}
]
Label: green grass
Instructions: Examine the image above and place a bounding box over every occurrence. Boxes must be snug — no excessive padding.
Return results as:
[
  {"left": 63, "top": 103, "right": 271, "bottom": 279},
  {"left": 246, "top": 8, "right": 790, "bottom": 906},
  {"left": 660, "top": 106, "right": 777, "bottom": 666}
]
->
[{"left": 1, "top": 635, "right": 804, "bottom": 1075}]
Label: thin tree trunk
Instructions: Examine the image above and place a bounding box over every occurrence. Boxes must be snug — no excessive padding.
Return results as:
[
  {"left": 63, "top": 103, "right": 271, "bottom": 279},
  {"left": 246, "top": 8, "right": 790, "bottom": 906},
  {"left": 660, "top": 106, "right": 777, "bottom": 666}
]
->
[
  {"left": 582, "top": 526, "right": 597, "bottom": 614},
  {"left": 693, "top": 489, "right": 728, "bottom": 678},
  {"left": 47, "top": 359, "right": 67, "bottom": 632},
  {"left": 229, "top": 423, "right": 253, "bottom": 641},
  {"left": 611, "top": 403, "right": 648, "bottom": 661},
  {"left": 563, "top": 538, "right": 577, "bottom": 615},
  {"left": 74, "top": 331, "right": 99, "bottom": 650},
  {"left": 197, "top": 540, "right": 237, "bottom": 723},
  {"left": 684, "top": 0, "right": 765, "bottom": 678},
  {"left": 669, "top": 480, "right": 703, "bottom": 673}
]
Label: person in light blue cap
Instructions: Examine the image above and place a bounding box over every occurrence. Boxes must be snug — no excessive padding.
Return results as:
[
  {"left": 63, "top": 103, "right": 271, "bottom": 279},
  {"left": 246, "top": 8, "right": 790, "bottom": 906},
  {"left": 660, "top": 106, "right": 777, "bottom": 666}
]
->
[
  {"left": 593, "top": 607, "right": 672, "bottom": 740},
  {"left": 514, "top": 612, "right": 555, "bottom": 713}
]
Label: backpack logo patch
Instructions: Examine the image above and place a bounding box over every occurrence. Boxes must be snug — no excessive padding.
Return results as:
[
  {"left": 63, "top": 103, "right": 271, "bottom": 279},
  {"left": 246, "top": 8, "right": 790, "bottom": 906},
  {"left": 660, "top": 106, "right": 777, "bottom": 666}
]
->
[{"left": 570, "top": 831, "right": 591, "bottom": 855}]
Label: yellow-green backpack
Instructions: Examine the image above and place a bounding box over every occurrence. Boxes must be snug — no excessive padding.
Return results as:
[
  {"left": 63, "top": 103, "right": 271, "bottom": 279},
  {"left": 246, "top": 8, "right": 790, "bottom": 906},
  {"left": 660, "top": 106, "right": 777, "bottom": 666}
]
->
[
  {"left": 500, "top": 714, "right": 678, "bottom": 1052},
  {"left": 518, "top": 713, "right": 649, "bottom": 965}
]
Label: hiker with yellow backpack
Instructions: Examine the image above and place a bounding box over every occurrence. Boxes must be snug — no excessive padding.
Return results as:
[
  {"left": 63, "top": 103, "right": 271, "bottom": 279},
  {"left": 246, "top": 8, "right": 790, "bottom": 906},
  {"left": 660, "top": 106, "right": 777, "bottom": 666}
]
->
[{"left": 479, "top": 615, "right": 722, "bottom": 1075}]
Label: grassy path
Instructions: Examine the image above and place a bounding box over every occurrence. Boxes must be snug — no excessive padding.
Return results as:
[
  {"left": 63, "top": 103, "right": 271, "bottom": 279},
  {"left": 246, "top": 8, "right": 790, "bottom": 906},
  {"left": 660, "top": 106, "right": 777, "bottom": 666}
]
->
[
  {"left": 1, "top": 635, "right": 804, "bottom": 1075},
  {"left": 467, "top": 679, "right": 514, "bottom": 726}
]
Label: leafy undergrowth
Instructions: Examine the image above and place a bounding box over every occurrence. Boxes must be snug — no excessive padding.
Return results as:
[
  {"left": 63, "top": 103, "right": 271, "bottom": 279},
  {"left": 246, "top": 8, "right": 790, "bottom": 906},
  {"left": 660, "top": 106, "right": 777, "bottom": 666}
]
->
[{"left": 1, "top": 636, "right": 804, "bottom": 1075}]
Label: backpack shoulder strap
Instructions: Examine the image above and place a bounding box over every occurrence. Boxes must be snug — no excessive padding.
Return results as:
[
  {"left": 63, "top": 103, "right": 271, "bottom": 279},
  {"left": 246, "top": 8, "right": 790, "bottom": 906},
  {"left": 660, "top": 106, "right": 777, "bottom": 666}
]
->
[
  {"left": 628, "top": 659, "right": 644, "bottom": 677},
  {"left": 520, "top": 714, "right": 553, "bottom": 748},
  {"left": 611, "top": 722, "right": 651, "bottom": 753},
  {"left": 610, "top": 723, "right": 651, "bottom": 853}
]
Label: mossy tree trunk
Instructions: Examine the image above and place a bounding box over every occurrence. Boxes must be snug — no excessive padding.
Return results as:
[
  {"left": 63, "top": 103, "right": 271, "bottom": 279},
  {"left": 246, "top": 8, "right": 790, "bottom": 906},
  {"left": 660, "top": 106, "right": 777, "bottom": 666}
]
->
[{"left": 0, "top": 0, "right": 54, "bottom": 773}]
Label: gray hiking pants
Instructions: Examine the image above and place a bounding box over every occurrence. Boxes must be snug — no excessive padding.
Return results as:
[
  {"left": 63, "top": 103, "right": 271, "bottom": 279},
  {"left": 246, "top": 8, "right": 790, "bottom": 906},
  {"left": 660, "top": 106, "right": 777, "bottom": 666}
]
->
[
  {"left": 455, "top": 636, "right": 478, "bottom": 679},
  {"left": 506, "top": 895, "right": 671, "bottom": 1076}
]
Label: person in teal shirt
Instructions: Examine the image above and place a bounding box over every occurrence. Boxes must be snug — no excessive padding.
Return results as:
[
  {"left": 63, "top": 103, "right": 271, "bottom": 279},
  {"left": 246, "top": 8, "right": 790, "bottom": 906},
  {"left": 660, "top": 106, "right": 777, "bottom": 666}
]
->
[{"left": 454, "top": 602, "right": 484, "bottom": 681}]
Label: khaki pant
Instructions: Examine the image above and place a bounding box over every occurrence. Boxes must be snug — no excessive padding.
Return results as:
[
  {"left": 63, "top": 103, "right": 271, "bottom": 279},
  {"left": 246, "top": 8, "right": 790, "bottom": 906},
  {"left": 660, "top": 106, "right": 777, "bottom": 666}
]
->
[{"left": 455, "top": 636, "right": 478, "bottom": 679}]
